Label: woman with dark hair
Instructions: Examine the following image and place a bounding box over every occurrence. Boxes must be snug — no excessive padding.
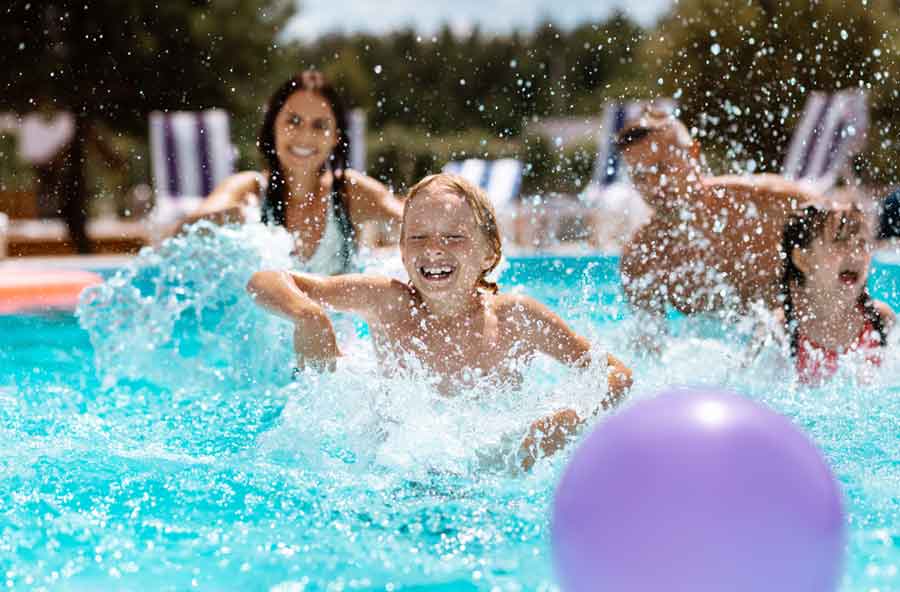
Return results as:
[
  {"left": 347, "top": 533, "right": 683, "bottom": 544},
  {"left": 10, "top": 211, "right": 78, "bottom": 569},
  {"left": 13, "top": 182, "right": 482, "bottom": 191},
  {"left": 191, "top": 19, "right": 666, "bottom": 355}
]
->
[{"left": 183, "top": 70, "right": 402, "bottom": 273}]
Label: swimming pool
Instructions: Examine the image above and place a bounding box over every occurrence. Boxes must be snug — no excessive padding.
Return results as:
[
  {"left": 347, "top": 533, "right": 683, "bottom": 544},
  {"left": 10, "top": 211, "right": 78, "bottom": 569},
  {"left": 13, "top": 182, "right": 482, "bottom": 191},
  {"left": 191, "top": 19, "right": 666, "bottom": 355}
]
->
[{"left": 2, "top": 232, "right": 899, "bottom": 590}]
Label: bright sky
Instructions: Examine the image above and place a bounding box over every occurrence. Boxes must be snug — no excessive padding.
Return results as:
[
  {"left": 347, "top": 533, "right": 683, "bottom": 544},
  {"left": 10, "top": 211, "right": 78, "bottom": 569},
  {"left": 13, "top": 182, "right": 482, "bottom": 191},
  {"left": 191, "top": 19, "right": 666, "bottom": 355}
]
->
[{"left": 284, "top": 0, "right": 673, "bottom": 40}]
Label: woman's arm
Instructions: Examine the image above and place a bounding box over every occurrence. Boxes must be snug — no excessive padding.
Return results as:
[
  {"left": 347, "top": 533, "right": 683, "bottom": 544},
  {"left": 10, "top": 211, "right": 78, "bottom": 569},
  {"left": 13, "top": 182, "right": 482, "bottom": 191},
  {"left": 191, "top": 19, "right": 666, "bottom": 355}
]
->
[
  {"left": 170, "top": 171, "right": 264, "bottom": 234},
  {"left": 342, "top": 169, "right": 404, "bottom": 228}
]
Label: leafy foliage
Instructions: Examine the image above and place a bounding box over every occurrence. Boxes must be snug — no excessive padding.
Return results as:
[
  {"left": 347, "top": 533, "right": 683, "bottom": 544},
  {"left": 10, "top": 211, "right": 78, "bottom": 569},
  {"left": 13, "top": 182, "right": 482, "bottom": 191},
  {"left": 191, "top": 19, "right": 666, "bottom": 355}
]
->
[{"left": 645, "top": 0, "right": 900, "bottom": 181}]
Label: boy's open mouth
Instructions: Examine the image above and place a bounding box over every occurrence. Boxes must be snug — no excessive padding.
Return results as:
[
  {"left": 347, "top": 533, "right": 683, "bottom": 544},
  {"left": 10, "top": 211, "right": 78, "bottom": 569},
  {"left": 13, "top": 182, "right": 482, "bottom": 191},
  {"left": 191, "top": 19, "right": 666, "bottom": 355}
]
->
[
  {"left": 838, "top": 270, "right": 859, "bottom": 286},
  {"left": 419, "top": 264, "right": 456, "bottom": 281}
]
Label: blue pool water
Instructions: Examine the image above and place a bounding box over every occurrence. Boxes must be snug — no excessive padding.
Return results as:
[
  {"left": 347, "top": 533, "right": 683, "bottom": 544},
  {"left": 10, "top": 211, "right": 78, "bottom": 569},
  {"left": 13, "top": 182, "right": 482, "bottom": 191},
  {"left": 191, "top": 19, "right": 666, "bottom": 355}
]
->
[{"left": 1, "top": 227, "right": 899, "bottom": 590}]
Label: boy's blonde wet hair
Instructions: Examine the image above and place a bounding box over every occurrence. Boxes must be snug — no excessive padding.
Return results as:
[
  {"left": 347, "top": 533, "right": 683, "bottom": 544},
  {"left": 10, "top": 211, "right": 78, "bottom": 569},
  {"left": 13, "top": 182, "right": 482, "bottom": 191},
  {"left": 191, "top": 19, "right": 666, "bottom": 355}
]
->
[{"left": 403, "top": 173, "right": 502, "bottom": 294}]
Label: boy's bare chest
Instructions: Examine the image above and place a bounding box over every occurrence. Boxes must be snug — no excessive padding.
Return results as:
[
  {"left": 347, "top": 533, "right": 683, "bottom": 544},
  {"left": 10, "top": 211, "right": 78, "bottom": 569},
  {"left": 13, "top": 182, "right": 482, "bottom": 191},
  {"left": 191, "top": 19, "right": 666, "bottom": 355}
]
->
[{"left": 374, "top": 313, "right": 520, "bottom": 377}]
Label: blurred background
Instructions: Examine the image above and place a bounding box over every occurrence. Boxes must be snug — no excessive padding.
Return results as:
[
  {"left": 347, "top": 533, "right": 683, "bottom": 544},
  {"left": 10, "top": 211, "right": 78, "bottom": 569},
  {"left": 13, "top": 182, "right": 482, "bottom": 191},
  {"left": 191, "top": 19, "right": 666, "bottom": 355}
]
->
[{"left": 0, "top": 0, "right": 898, "bottom": 254}]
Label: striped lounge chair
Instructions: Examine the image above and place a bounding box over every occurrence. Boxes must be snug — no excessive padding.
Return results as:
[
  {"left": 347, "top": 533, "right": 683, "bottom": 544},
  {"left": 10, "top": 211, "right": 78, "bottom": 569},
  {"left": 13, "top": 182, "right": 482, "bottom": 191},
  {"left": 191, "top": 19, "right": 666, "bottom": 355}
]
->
[
  {"left": 441, "top": 158, "right": 524, "bottom": 213},
  {"left": 441, "top": 158, "right": 524, "bottom": 242},
  {"left": 782, "top": 90, "right": 869, "bottom": 192},
  {"left": 148, "top": 109, "right": 235, "bottom": 227},
  {"left": 880, "top": 189, "right": 900, "bottom": 241}
]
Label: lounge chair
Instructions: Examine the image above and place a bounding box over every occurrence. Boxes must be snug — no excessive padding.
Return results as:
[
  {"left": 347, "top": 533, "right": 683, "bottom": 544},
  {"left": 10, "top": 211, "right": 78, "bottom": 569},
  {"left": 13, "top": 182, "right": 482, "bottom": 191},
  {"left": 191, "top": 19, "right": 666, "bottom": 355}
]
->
[
  {"left": 148, "top": 109, "right": 235, "bottom": 230},
  {"left": 782, "top": 89, "right": 868, "bottom": 192},
  {"left": 442, "top": 158, "right": 524, "bottom": 211},
  {"left": 441, "top": 158, "right": 524, "bottom": 240}
]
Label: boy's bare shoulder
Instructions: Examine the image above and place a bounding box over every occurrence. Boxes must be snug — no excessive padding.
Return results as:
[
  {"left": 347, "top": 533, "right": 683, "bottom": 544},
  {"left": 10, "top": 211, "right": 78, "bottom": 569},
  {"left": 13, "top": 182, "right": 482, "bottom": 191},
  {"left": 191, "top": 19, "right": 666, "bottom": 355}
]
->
[
  {"left": 492, "top": 292, "right": 554, "bottom": 321},
  {"left": 366, "top": 278, "right": 417, "bottom": 319}
]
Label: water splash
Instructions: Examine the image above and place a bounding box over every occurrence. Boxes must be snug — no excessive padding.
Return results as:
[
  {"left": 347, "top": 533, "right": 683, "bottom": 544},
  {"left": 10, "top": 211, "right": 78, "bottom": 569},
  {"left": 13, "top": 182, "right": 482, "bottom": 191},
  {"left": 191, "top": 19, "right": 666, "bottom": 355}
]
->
[
  {"left": 2, "top": 238, "right": 898, "bottom": 589},
  {"left": 77, "top": 222, "right": 298, "bottom": 390}
]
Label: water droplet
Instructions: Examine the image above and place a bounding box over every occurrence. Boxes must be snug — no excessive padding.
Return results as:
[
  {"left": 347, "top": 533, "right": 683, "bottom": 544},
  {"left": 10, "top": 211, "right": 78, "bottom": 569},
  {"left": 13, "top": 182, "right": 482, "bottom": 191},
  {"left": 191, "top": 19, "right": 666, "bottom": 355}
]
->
[
  {"left": 374, "top": 65, "right": 382, "bottom": 74},
  {"left": 840, "top": 29, "right": 849, "bottom": 40},
  {"left": 711, "top": 44, "right": 721, "bottom": 56}
]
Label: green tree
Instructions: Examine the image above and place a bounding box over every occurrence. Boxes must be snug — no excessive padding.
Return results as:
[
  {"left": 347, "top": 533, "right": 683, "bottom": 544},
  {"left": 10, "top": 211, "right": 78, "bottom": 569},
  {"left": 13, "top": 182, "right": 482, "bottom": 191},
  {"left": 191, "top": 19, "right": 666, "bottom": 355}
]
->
[
  {"left": 0, "top": 0, "right": 294, "bottom": 252},
  {"left": 643, "top": 0, "right": 900, "bottom": 181}
]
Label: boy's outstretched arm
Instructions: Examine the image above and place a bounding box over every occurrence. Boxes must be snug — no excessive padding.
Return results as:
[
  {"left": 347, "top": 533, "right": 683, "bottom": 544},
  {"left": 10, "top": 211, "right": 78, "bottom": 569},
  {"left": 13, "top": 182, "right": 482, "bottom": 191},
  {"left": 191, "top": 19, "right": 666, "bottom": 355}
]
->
[
  {"left": 247, "top": 271, "right": 398, "bottom": 320},
  {"left": 246, "top": 271, "right": 400, "bottom": 369},
  {"left": 504, "top": 294, "right": 633, "bottom": 471},
  {"left": 503, "top": 294, "right": 633, "bottom": 399}
]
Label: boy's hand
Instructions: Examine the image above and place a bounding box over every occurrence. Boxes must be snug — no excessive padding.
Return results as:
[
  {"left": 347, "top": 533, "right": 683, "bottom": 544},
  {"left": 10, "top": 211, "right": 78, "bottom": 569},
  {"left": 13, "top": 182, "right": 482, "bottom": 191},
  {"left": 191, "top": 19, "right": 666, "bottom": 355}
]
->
[
  {"left": 292, "top": 311, "right": 341, "bottom": 372},
  {"left": 605, "top": 353, "right": 633, "bottom": 407},
  {"left": 519, "top": 408, "right": 583, "bottom": 471}
]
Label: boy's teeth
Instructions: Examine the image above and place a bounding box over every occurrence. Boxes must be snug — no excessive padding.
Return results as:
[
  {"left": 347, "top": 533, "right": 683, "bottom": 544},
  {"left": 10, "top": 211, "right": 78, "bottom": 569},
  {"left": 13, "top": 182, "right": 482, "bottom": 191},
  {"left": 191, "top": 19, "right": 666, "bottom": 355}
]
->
[{"left": 421, "top": 266, "right": 453, "bottom": 277}]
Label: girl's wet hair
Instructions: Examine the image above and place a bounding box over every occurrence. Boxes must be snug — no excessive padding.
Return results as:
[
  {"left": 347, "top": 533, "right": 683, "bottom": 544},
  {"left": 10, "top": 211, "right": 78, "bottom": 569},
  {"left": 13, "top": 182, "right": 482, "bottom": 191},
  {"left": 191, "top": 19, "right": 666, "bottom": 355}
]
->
[
  {"left": 403, "top": 173, "right": 503, "bottom": 294},
  {"left": 780, "top": 204, "right": 885, "bottom": 356},
  {"left": 257, "top": 70, "right": 351, "bottom": 228}
]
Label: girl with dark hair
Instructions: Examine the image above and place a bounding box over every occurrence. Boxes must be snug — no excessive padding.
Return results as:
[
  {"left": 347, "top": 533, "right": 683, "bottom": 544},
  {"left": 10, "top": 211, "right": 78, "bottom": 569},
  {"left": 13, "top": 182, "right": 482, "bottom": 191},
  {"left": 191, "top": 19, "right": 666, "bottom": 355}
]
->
[
  {"left": 777, "top": 203, "right": 894, "bottom": 383},
  {"left": 879, "top": 189, "right": 900, "bottom": 241},
  {"left": 184, "top": 70, "right": 402, "bottom": 273}
]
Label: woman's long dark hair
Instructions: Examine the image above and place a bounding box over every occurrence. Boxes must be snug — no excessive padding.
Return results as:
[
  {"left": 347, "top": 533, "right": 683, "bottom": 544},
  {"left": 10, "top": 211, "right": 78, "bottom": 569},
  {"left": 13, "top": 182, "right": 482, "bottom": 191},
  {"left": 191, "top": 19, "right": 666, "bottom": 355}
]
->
[
  {"left": 780, "top": 205, "right": 885, "bottom": 357},
  {"left": 257, "top": 71, "right": 354, "bottom": 266}
]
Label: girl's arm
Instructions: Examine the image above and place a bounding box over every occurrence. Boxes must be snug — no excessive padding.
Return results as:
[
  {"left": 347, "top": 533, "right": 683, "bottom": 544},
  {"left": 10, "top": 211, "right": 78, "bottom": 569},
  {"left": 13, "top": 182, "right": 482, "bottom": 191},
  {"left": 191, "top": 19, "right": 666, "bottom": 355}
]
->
[
  {"left": 246, "top": 271, "right": 403, "bottom": 370},
  {"left": 502, "top": 295, "right": 634, "bottom": 471},
  {"left": 875, "top": 300, "right": 896, "bottom": 334}
]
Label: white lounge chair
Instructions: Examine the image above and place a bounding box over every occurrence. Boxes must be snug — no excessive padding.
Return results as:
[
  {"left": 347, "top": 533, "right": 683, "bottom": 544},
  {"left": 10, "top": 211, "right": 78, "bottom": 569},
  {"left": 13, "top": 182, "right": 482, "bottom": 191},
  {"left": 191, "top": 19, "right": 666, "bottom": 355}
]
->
[
  {"left": 442, "top": 158, "right": 524, "bottom": 211},
  {"left": 782, "top": 90, "right": 868, "bottom": 192},
  {"left": 441, "top": 158, "right": 524, "bottom": 241},
  {"left": 148, "top": 109, "right": 234, "bottom": 229}
]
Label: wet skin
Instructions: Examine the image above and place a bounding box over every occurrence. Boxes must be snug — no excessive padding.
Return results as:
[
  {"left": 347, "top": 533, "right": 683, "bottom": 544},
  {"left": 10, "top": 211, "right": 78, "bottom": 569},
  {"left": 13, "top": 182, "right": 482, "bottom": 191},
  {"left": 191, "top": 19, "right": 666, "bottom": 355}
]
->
[{"left": 619, "top": 120, "right": 821, "bottom": 315}]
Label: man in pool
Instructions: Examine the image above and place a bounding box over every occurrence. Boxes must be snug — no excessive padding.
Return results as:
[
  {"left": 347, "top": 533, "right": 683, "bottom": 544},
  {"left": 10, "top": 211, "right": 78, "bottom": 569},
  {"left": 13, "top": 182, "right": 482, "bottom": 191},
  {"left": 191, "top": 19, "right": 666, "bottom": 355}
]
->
[
  {"left": 247, "top": 173, "right": 633, "bottom": 470},
  {"left": 617, "top": 110, "right": 821, "bottom": 325}
]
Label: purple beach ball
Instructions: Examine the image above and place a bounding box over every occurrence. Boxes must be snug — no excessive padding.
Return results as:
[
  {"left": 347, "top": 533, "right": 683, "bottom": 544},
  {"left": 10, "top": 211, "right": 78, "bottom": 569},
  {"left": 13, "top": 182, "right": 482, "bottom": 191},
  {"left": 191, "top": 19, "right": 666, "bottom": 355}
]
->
[{"left": 552, "top": 387, "right": 846, "bottom": 592}]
